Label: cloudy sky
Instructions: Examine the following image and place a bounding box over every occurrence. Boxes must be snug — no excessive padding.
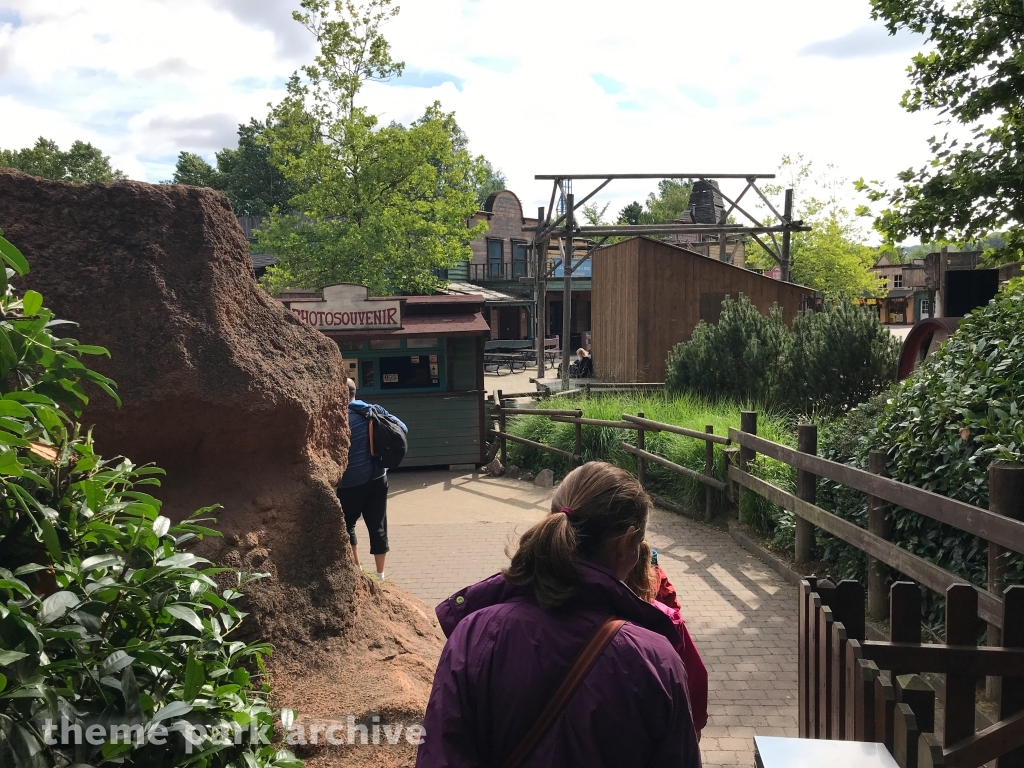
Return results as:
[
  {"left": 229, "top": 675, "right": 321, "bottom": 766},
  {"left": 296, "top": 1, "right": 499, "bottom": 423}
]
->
[{"left": 0, "top": 0, "right": 936, "bottom": 219}]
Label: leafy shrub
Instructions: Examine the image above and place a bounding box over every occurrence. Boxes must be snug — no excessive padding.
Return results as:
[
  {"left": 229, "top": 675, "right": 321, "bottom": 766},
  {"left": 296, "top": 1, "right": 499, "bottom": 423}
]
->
[
  {"left": 0, "top": 228, "right": 299, "bottom": 768},
  {"left": 815, "top": 281, "right": 1024, "bottom": 626},
  {"left": 665, "top": 296, "right": 791, "bottom": 404},
  {"left": 665, "top": 295, "right": 900, "bottom": 415},
  {"left": 787, "top": 302, "right": 900, "bottom": 413}
]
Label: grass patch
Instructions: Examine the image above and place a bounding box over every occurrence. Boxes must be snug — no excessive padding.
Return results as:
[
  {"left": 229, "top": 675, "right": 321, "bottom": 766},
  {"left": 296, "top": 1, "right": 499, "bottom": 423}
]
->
[{"left": 503, "top": 392, "right": 797, "bottom": 533}]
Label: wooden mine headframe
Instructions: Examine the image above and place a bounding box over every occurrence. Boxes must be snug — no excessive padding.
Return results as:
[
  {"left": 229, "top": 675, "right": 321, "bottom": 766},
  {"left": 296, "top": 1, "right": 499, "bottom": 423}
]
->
[{"left": 525, "top": 173, "right": 812, "bottom": 384}]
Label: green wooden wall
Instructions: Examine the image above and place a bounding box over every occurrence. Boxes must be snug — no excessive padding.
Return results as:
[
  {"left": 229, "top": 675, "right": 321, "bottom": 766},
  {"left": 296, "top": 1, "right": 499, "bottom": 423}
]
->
[
  {"left": 451, "top": 337, "right": 478, "bottom": 391},
  {"left": 372, "top": 391, "right": 482, "bottom": 467}
]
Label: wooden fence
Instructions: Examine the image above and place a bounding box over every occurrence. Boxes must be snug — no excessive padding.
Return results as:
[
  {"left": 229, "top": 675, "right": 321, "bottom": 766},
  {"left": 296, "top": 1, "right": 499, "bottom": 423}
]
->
[{"left": 488, "top": 402, "right": 1024, "bottom": 763}]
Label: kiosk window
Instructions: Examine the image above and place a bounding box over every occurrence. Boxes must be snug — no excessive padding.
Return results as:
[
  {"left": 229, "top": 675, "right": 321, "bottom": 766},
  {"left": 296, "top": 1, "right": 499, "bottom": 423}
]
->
[
  {"left": 407, "top": 337, "right": 439, "bottom": 349},
  {"left": 336, "top": 340, "right": 363, "bottom": 351},
  {"left": 379, "top": 355, "right": 441, "bottom": 390},
  {"left": 361, "top": 360, "right": 376, "bottom": 389},
  {"left": 370, "top": 339, "right": 402, "bottom": 350}
]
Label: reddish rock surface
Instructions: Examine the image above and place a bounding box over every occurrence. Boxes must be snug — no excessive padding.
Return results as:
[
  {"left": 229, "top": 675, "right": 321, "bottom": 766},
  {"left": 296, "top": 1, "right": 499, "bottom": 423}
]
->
[{"left": 0, "top": 169, "right": 443, "bottom": 766}]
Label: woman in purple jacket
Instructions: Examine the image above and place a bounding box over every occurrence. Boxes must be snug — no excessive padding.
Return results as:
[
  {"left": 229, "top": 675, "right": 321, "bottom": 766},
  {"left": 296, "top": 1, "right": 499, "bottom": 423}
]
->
[{"left": 417, "top": 462, "right": 702, "bottom": 768}]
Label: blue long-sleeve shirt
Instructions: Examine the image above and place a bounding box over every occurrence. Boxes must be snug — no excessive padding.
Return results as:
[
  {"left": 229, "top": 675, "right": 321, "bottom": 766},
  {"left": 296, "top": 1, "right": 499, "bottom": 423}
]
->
[{"left": 339, "top": 400, "right": 408, "bottom": 488}]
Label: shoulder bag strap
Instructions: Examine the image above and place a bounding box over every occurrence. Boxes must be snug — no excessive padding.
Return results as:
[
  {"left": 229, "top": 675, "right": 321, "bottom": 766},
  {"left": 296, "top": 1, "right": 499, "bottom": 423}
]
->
[
  {"left": 501, "top": 616, "right": 626, "bottom": 768},
  {"left": 368, "top": 417, "right": 375, "bottom": 457}
]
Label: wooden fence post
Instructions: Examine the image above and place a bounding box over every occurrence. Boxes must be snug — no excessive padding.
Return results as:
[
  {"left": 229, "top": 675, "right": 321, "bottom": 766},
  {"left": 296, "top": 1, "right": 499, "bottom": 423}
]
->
[
  {"left": 795, "top": 423, "right": 817, "bottom": 564},
  {"left": 988, "top": 463, "right": 1024, "bottom": 700},
  {"left": 723, "top": 447, "right": 738, "bottom": 508},
  {"left": 704, "top": 425, "right": 714, "bottom": 522},
  {"left": 497, "top": 389, "right": 506, "bottom": 465},
  {"left": 867, "top": 450, "right": 891, "bottom": 621},
  {"left": 1000, "top": 585, "right": 1024, "bottom": 768},
  {"left": 573, "top": 409, "right": 583, "bottom": 466},
  {"left": 637, "top": 411, "right": 646, "bottom": 487},
  {"left": 738, "top": 411, "right": 757, "bottom": 516},
  {"left": 944, "top": 584, "right": 978, "bottom": 749}
]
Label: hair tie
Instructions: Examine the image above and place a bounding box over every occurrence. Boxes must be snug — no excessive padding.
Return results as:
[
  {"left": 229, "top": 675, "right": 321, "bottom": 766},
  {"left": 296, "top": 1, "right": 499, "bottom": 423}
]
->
[{"left": 560, "top": 506, "right": 574, "bottom": 517}]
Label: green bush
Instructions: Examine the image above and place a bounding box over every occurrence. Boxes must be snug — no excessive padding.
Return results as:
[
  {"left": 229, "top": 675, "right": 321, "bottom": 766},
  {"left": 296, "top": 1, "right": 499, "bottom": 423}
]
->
[
  {"left": 787, "top": 302, "right": 900, "bottom": 413},
  {"left": 815, "top": 280, "right": 1024, "bottom": 626},
  {"left": 0, "top": 229, "right": 299, "bottom": 768},
  {"left": 665, "top": 295, "right": 900, "bottom": 415},
  {"left": 665, "top": 296, "right": 790, "bottom": 404},
  {"left": 504, "top": 392, "right": 797, "bottom": 535}
]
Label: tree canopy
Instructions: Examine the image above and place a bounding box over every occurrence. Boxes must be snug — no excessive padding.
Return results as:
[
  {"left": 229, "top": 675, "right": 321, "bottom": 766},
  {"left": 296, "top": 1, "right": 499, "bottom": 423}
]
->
[
  {"left": 256, "top": 0, "right": 486, "bottom": 295},
  {"left": 751, "top": 156, "right": 883, "bottom": 299},
  {"left": 0, "top": 137, "right": 126, "bottom": 183},
  {"left": 170, "top": 119, "right": 302, "bottom": 217},
  {"left": 616, "top": 178, "right": 695, "bottom": 225},
  {"left": 860, "top": 0, "right": 1024, "bottom": 264}
]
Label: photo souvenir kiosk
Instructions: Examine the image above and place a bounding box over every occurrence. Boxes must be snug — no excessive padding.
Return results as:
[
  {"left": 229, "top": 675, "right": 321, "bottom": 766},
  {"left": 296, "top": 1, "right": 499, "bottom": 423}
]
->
[{"left": 284, "top": 284, "right": 489, "bottom": 467}]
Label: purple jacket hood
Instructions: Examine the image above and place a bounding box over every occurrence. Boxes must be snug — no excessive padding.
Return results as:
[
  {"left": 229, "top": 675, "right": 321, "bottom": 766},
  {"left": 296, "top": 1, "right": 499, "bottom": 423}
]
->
[{"left": 435, "top": 560, "right": 680, "bottom": 647}]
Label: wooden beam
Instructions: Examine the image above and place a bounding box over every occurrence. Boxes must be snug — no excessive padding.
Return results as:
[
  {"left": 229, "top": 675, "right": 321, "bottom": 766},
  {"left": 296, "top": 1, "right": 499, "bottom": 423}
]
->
[
  {"left": 729, "top": 429, "right": 1024, "bottom": 555},
  {"left": 622, "top": 414, "right": 731, "bottom": 444},
  {"left": 621, "top": 442, "right": 727, "bottom": 491},
  {"left": 861, "top": 642, "right": 1024, "bottom": 676},
  {"left": 728, "top": 465, "right": 1003, "bottom": 626},
  {"left": 489, "top": 429, "right": 574, "bottom": 460}
]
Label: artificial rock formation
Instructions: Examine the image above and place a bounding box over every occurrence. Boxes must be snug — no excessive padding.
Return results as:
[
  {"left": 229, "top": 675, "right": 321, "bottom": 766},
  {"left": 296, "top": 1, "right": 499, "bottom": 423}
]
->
[{"left": 0, "top": 170, "right": 444, "bottom": 766}]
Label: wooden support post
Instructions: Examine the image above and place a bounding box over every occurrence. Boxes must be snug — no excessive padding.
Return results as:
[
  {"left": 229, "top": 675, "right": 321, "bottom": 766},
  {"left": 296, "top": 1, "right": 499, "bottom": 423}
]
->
[
  {"left": 944, "top": 583, "right": 978, "bottom": 749},
  {"left": 819, "top": 605, "right": 836, "bottom": 738},
  {"left": 875, "top": 672, "right": 897, "bottom": 752},
  {"left": 738, "top": 411, "right": 757, "bottom": 517},
  {"left": 894, "top": 674, "right": 935, "bottom": 736},
  {"left": 723, "top": 447, "right": 738, "bottom": 507},
  {"left": 561, "top": 194, "right": 574, "bottom": 386},
  {"left": 859, "top": 660, "right": 880, "bottom": 742},
  {"left": 831, "top": 621, "right": 849, "bottom": 739},
  {"left": 894, "top": 703, "right": 920, "bottom": 768},
  {"left": 890, "top": 581, "right": 922, "bottom": 644},
  {"left": 704, "top": 425, "right": 715, "bottom": 522},
  {"left": 573, "top": 409, "right": 583, "bottom": 466},
  {"left": 1000, "top": 585, "right": 1024, "bottom": 768},
  {"left": 867, "top": 450, "right": 891, "bottom": 621},
  {"left": 813, "top": 579, "right": 836, "bottom": 739},
  {"left": 781, "top": 188, "right": 794, "bottom": 282},
  {"left": 636, "top": 411, "right": 646, "bottom": 487},
  {"left": 795, "top": 423, "right": 817, "bottom": 564},
  {"left": 799, "top": 578, "right": 818, "bottom": 737},
  {"left": 988, "top": 463, "right": 1024, "bottom": 701},
  {"left": 845, "top": 640, "right": 864, "bottom": 739},
  {"left": 535, "top": 207, "right": 547, "bottom": 379},
  {"left": 497, "top": 389, "right": 506, "bottom": 465}
]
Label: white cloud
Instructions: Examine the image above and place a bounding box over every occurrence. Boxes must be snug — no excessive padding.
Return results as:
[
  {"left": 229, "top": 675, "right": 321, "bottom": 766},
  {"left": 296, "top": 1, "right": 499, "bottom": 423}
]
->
[{"left": 0, "top": 0, "right": 941, "bottom": 221}]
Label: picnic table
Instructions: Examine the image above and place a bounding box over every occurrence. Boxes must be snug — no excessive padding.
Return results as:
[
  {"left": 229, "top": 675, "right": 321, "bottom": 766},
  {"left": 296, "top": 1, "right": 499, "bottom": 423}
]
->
[{"left": 484, "top": 352, "right": 528, "bottom": 375}]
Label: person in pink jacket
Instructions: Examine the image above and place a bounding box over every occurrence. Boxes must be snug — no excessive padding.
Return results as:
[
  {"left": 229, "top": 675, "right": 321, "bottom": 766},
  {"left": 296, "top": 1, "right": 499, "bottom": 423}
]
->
[
  {"left": 626, "top": 542, "right": 709, "bottom": 736},
  {"left": 417, "top": 462, "right": 702, "bottom": 768}
]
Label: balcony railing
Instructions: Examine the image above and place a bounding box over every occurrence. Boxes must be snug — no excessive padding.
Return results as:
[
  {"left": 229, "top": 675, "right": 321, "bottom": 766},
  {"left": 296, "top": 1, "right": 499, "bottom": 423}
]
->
[{"left": 469, "top": 261, "right": 532, "bottom": 282}]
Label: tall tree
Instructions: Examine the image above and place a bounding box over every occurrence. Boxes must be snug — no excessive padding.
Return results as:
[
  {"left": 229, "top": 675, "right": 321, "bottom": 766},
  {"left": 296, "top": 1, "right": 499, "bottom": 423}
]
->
[
  {"left": 860, "top": 0, "right": 1024, "bottom": 263},
  {"left": 258, "top": 0, "right": 486, "bottom": 295},
  {"left": 752, "top": 156, "right": 883, "bottom": 299},
  {"left": 172, "top": 151, "right": 222, "bottom": 188},
  {"left": 645, "top": 178, "right": 695, "bottom": 223},
  {"left": 215, "top": 119, "right": 303, "bottom": 216},
  {"left": 0, "top": 137, "right": 126, "bottom": 182},
  {"left": 475, "top": 159, "right": 506, "bottom": 208}
]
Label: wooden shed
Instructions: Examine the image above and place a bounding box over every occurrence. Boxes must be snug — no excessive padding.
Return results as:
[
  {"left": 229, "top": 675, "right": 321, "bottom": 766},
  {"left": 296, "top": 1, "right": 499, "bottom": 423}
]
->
[{"left": 592, "top": 237, "right": 818, "bottom": 382}]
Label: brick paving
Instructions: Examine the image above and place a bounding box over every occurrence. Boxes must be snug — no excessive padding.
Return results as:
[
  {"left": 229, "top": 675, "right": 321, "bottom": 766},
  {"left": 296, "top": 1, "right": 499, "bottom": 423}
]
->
[{"left": 361, "top": 468, "right": 798, "bottom": 767}]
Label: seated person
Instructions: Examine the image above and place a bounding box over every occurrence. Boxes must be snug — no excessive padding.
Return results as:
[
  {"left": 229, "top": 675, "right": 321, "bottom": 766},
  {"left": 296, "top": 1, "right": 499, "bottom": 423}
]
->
[{"left": 570, "top": 348, "right": 593, "bottom": 378}]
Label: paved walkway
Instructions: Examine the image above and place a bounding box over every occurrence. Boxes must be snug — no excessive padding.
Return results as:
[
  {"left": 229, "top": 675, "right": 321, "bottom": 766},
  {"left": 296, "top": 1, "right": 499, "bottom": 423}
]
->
[{"left": 366, "top": 468, "right": 799, "bottom": 767}]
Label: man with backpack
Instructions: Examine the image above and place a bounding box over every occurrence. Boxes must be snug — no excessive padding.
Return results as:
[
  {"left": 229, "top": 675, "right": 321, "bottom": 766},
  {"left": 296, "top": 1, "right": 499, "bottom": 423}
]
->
[{"left": 338, "top": 378, "right": 408, "bottom": 580}]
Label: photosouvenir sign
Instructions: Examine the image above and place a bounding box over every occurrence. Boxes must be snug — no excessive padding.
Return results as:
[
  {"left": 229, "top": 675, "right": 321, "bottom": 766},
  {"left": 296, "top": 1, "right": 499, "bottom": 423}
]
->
[{"left": 288, "top": 284, "right": 402, "bottom": 332}]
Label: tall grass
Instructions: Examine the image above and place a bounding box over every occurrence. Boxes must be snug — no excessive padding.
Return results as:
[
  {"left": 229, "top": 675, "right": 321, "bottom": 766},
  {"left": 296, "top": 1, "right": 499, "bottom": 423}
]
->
[{"left": 504, "top": 392, "right": 798, "bottom": 532}]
